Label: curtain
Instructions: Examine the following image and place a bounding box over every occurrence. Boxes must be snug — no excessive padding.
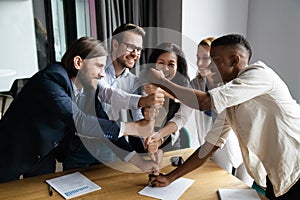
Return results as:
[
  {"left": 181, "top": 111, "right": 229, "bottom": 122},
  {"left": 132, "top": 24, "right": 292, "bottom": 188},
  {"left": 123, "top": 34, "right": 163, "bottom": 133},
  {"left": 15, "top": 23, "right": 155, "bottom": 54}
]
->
[{"left": 95, "top": 0, "right": 159, "bottom": 67}]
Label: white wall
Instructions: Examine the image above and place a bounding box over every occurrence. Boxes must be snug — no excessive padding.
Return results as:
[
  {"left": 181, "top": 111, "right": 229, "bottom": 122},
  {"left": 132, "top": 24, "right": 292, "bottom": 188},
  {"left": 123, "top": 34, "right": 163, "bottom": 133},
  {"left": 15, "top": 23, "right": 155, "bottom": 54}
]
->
[
  {"left": 247, "top": 0, "right": 300, "bottom": 102},
  {"left": 0, "top": 0, "right": 38, "bottom": 91},
  {"left": 182, "top": 0, "right": 249, "bottom": 148},
  {"left": 182, "top": 0, "right": 249, "bottom": 79}
]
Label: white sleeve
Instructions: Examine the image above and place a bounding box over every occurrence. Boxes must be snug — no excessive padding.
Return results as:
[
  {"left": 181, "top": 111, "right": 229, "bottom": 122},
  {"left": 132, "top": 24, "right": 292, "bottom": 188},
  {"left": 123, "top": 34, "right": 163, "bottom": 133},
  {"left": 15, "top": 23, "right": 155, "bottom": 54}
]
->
[
  {"left": 169, "top": 103, "right": 193, "bottom": 130},
  {"left": 98, "top": 79, "right": 141, "bottom": 110},
  {"left": 205, "top": 111, "right": 231, "bottom": 148},
  {"left": 209, "top": 64, "right": 273, "bottom": 114}
]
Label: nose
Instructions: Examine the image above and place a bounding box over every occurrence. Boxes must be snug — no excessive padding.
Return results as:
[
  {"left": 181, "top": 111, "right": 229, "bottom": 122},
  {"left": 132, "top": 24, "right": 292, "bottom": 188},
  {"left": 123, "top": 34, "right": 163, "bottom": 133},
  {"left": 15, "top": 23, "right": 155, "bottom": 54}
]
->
[
  {"left": 129, "top": 49, "right": 140, "bottom": 57},
  {"left": 162, "top": 65, "right": 169, "bottom": 71},
  {"left": 98, "top": 68, "right": 105, "bottom": 79},
  {"left": 197, "top": 59, "right": 203, "bottom": 68}
]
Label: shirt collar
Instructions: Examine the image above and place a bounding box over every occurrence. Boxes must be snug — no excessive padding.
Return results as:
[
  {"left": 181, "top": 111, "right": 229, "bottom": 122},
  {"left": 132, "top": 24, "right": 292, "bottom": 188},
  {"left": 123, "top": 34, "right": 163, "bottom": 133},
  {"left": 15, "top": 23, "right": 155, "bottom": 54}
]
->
[
  {"left": 71, "top": 80, "right": 83, "bottom": 99},
  {"left": 106, "top": 56, "right": 130, "bottom": 78}
]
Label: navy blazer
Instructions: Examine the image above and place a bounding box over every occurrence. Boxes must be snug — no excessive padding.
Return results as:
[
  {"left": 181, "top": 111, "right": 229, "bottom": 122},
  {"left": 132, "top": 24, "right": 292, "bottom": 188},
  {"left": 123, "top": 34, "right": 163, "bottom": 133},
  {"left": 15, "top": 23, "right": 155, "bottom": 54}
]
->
[{"left": 0, "top": 63, "right": 130, "bottom": 182}]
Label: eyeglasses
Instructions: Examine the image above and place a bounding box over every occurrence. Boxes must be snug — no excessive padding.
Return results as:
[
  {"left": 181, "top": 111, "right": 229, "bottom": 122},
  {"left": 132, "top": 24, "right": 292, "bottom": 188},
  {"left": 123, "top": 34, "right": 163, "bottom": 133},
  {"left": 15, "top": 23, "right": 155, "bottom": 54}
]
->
[{"left": 121, "top": 41, "right": 143, "bottom": 56}]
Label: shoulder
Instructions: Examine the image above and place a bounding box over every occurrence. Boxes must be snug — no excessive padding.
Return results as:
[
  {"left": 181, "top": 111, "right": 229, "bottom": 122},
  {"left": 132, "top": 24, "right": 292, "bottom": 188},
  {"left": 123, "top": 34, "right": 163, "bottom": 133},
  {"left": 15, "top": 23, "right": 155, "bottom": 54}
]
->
[
  {"left": 239, "top": 61, "right": 270, "bottom": 76},
  {"left": 44, "top": 63, "right": 68, "bottom": 77},
  {"left": 191, "top": 77, "right": 204, "bottom": 90},
  {"left": 38, "top": 63, "right": 72, "bottom": 88}
]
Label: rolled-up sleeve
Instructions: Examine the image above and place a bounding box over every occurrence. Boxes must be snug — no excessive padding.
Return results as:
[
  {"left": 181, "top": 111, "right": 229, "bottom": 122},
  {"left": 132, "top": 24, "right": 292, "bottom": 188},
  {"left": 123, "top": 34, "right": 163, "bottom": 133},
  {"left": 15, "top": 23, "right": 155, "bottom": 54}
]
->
[
  {"left": 205, "top": 111, "right": 231, "bottom": 148},
  {"left": 169, "top": 103, "right": 193, "bottom": 130}
]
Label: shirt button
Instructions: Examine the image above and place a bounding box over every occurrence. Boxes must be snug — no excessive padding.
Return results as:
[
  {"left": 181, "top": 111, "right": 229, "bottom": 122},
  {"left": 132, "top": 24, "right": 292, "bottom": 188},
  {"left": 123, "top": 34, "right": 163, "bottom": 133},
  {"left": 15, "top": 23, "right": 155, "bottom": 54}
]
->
[{"left": 52, "top": 141, "right": 59, "bottom": 147}]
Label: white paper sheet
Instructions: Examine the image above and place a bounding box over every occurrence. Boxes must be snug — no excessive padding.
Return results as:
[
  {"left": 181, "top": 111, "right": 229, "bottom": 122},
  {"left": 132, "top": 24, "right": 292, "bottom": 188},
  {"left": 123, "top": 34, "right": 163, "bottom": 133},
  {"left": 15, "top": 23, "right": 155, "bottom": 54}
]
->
[
  {"left": 217, "top": 188, "right": 260, "bottom": 200},
  {"left": 46, "top": 172, "right": 101, "bottom": 199},
  {"left": 138, "top": 177, "right": 195, "bottom": 200}
]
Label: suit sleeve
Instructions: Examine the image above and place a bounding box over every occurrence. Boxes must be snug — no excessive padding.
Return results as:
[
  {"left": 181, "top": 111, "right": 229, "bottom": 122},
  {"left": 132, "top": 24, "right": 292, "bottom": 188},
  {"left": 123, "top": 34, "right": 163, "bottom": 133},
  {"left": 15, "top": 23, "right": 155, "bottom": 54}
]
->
[{"left": 37, "top": 68, "right": 121, "bottom": 142}]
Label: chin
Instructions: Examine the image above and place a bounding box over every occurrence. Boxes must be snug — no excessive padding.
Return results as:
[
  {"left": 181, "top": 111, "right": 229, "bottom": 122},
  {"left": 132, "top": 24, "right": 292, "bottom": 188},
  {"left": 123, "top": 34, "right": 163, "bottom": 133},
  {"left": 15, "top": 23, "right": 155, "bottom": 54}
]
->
[{"left": 126, "top": 64, "right": 135, "bottom": 69}]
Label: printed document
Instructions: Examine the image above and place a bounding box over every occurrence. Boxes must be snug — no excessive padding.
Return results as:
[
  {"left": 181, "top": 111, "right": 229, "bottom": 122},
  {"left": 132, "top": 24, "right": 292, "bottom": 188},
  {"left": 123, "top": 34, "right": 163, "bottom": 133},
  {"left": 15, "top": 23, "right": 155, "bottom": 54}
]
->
[
  {"left": 46, "top": 172, "right": 101, "bottom": 199},
  {"left": 138, "top": 177, "right": 194, "bottom": 200}
]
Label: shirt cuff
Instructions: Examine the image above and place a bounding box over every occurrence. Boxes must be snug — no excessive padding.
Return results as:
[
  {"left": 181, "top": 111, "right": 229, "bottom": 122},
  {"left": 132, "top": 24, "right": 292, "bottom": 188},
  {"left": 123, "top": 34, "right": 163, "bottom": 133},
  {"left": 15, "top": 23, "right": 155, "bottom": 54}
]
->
[
  {"left": 130, "top": 95, "right": 141, "bottom": 109},
  {"left": 119, "top": 122, "right": 125, "bottom": 138},
  {"left": 124, "top": 151, "right": 137, "bottom": 162}
]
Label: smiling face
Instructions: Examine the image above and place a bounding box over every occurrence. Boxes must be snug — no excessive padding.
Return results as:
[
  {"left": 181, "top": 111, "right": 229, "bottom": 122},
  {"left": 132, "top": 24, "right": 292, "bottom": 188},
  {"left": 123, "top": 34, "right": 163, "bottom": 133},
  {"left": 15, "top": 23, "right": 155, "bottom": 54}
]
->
[
  {"left": 76, "top": 56, "right": 107, "bottom": 89},
  {"left": 155, "top": 52, "right": 178, "bottom": 80},
  {"left": 196, "top": 44, "right": 212, "bottom": 77},
  {"left": 113, "top": 31, "right": 143, "bottom": 70}
]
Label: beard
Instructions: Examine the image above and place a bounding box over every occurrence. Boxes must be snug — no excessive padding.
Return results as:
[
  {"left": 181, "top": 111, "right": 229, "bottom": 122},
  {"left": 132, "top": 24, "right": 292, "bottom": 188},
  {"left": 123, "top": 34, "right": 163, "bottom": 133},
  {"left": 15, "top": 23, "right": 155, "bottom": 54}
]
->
[
  {"left": 77, "top": 73, "right": 98, "bottom": 90},
  {"left": 116, "top": 56, "right": 133, "bottom": 69}
]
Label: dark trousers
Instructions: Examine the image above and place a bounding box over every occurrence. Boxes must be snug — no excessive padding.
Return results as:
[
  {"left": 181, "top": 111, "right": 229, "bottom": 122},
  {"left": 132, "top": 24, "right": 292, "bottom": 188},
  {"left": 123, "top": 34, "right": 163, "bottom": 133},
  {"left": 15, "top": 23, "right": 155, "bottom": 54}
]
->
[{"left": 265, "top": 176, "right": 300, "bottom": 200}]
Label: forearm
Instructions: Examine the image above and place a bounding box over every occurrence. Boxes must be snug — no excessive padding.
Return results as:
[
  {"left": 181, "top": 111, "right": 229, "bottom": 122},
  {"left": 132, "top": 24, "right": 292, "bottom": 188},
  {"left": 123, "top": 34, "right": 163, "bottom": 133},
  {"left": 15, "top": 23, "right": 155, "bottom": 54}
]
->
[
  {"left": 167, "top": 142, "right": 219, "bottom": 182},
  {"left": 156, "top": 79, "right": 211, "bottom": 111},
  {"left": 157, "top": 122, "right": 178, "bottom": 139}
]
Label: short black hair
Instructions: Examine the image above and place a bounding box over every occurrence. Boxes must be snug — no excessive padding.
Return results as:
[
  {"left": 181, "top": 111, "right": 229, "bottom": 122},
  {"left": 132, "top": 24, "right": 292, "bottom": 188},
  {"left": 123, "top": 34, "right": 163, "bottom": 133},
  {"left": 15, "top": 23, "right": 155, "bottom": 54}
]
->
[{"left": 211, "top": 34, "right": 252, "bottom": 61}]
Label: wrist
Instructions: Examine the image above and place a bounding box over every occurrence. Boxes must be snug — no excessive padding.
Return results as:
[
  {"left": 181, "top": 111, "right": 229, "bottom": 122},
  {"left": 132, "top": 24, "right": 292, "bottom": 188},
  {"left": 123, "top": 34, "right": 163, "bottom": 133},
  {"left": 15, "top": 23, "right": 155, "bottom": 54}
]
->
[{"left": 138, "top": 96, "right": 145, "bottom": 108}]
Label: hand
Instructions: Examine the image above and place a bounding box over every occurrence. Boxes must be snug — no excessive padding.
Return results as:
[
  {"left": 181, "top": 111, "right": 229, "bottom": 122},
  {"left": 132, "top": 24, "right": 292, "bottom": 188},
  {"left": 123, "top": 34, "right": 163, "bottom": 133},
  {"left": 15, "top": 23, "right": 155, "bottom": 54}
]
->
[
  {"left": 138, "top": 68, "right": 165, "bottom": 86},
  {"left": 129, "top": 154, "right": 160, "bottom": 174},
  {"left": 143, "top": 83, "right": 159, "bottom": 95},
  {"left": 143, "top": 107, "right": 159, "bottom": 121},
  {"left": 149, "top": 149, "right": 163, "bottom": 168},
  {"left": 148, "top": 173, "right": 172, "bottom": 187},
  {"left": 124, "top": 119, "right": 154, "bottom": 138},
  {"left": 145, "top": 136, "right": 162, "bottom": 153},
  {"left": 139, "top": 93, "right": 165, "bottom": 108}
]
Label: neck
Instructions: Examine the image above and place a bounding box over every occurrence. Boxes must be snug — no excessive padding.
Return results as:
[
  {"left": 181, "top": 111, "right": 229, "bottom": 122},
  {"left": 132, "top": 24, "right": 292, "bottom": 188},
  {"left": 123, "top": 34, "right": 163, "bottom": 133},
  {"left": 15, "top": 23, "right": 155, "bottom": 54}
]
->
[
  {"left": 112, "top": 59, "right": 126, "bottom": 78},
  {"left": 71, "top": 77, "right": 83, "bottom": 90}
]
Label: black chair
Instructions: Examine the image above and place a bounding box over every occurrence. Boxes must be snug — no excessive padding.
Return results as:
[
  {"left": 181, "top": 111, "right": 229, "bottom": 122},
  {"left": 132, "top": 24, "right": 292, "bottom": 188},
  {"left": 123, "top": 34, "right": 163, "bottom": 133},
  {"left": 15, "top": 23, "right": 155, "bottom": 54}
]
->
[{"left": 0, "top": 78, "right": 29, "bottom": 117}]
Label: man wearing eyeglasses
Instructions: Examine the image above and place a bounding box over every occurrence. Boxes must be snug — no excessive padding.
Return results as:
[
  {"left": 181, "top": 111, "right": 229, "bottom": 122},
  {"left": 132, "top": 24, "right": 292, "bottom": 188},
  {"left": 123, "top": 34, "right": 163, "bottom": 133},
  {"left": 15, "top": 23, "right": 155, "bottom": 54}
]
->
[
  {"left": 62, "top": 23, "right": 164, "bottom": 172},
  {"left": 102, "top": 23, "right": 146, "bottom": 122}
]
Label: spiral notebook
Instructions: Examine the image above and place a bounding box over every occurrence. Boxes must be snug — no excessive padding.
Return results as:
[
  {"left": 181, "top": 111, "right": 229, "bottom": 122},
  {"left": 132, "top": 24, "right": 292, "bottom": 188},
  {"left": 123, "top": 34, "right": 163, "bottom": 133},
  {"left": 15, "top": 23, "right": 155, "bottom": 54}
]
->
[{"left": 46, "top": 172, "right": 101, "bottom": 199}]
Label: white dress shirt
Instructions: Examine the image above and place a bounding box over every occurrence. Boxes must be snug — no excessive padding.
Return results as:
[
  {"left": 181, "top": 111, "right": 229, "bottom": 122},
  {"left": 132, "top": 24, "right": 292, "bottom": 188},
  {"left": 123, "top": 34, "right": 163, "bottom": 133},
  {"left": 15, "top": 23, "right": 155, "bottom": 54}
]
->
[
  {"left": 100, "top": 57, "right": 144, "bottom": 121},
  {"left": 207, "top": 61, "right": 300, "bottom": 197}
]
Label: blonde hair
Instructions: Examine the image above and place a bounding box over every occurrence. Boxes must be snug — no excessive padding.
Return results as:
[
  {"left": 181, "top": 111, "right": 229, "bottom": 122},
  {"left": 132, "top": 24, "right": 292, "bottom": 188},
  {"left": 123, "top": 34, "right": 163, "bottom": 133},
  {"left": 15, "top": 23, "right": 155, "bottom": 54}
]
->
[{"left": 198, "top": 37, "right": 215, "bottom": 47}]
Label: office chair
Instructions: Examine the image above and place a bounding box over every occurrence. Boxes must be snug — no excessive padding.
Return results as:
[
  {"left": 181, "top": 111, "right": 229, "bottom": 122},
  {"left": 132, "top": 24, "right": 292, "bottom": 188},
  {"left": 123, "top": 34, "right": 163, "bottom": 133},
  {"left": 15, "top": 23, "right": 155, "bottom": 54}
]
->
[
  {"left": 178, "top": 127, "right": 191, "bottom": 148},
  {"left": 0, "top": 78, "right": 29, "bottom": 117}
]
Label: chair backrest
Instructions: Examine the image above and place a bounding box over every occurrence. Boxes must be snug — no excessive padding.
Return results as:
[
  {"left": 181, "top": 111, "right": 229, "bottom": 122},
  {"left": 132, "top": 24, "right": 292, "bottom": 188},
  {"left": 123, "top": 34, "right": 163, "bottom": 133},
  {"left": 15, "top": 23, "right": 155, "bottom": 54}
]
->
[
  {"left": 9, "top": 78, "right": 29, "bottom": 98},
  {"left": 0, "top": 78, "right": 29, "bottom": 117},
  {"left": 179, "top": 127, "right": 191, "bottom": 148}
]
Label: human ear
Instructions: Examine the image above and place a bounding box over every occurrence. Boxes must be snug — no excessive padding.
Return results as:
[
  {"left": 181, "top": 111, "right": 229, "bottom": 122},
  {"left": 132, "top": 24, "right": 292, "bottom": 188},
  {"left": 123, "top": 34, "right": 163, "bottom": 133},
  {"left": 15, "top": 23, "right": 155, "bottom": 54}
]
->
[
  {"left": 231, "top": 54, "right": 239, "bottom": 67},
  {"left": 73, "top": 56, "right": 82, "bottom": 70},
  {"left": 112, "top": 39, "right": 119, "bottom": 50}
]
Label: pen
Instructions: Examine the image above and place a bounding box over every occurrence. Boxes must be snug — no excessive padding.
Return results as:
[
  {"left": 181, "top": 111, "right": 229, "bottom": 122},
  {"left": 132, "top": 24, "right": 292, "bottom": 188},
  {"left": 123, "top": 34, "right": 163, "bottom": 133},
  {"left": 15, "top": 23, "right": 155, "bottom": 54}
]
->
[{"left": 48, "top": 185, "right": 53, "bottom": 196}]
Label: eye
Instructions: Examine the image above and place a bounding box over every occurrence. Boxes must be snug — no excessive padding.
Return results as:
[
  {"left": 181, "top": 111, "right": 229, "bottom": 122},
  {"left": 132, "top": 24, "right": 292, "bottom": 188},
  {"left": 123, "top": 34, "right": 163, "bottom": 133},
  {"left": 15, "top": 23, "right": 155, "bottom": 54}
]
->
[
  {"left": 168, "top": 63, "right": 175, "bottom": 68},
  {"left": 155, "top": 62, "right": 164, "bottom": 69}
]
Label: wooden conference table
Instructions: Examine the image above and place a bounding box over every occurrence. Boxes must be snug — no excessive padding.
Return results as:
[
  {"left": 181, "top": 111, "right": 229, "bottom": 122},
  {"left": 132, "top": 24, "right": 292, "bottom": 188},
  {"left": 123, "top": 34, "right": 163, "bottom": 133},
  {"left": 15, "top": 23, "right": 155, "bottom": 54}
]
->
[{"left": 0, "top": 148, "right": 268, "bottom": 200}]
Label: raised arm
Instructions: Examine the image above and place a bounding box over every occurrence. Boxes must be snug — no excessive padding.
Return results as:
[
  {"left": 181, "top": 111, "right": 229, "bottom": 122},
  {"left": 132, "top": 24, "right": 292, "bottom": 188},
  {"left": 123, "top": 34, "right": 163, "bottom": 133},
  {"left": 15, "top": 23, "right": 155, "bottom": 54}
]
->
[{"left": 140, "top": 69, "right": 212, "bottom": 111}]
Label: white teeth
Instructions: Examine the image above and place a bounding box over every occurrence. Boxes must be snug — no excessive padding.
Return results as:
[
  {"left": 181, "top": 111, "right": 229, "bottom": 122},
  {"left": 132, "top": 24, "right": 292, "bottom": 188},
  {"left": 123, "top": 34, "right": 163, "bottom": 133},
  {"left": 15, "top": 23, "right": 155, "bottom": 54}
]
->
[{"left": 127, "top": 59, "right": 134, "bottom": 64}]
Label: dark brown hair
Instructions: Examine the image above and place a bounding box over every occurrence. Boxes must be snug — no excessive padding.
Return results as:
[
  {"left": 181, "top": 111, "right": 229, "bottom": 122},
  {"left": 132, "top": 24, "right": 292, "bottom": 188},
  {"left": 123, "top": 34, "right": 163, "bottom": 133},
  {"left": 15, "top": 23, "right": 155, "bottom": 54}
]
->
[
  {"left": 148, "top": 42, "right": 189, "bottom": 85},
  {"left": 112, "top": 23, "right": 145, "bottom": 42},
  {"left": 61, "top": 37, "right": 107, "bottom": 77}
]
